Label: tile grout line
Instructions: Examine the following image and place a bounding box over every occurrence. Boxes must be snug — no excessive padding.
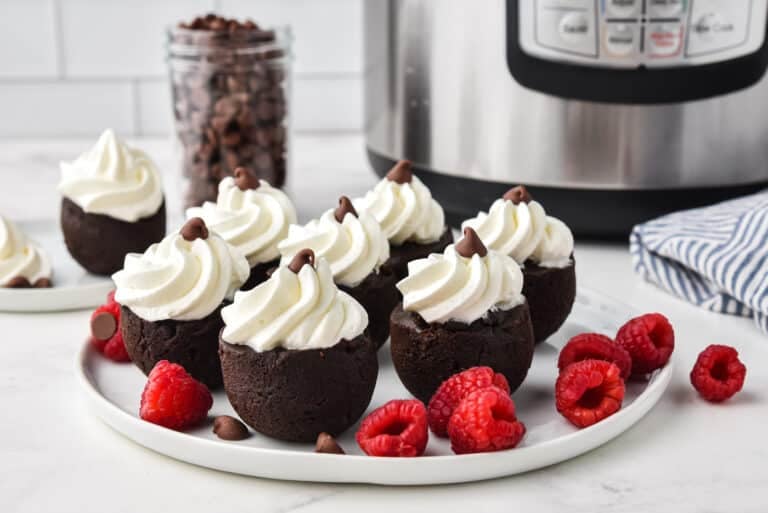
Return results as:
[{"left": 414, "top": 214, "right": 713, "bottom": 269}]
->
[
  {"left": 132, "top": 79, "right": 142, "bottom": 137},
  {"left": 51, "top": 0, "right": 66, "bottom": 78}
]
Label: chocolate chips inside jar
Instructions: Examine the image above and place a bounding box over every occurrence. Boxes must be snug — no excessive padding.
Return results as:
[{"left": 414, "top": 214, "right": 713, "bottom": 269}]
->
[{"left": 168, "top": 14, "right": 291, "bottom": 209}]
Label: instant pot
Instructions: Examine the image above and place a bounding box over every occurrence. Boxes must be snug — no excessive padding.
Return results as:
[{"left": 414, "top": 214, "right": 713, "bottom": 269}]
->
[{"left": 364, "top": 0, "right": 768, "bottom": 236}]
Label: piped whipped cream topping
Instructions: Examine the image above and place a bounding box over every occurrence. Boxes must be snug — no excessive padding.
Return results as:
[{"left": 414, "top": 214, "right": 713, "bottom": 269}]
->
[
  {"left": 221, "top": 251, "right": 369, "bottom": 352},
  {"left": 397, "top": 228, "right": 525, "bottom": 324},
  {"left": 58, "top": 129, "right": 164, "bottom": 223},
  {"left": 113, "top": 219, "right": 249, "bottom": 322},
  {"left": 278, "top": 198, "right": 389, "bottom": 288},
  {"left": 354, "top": 160, "right": 445, "bottom": 245},
  {"left": 0, "top": 216, "right": 52, "bottom": 287},
  {"left": 186, "top": 175, "right": 297, "bottom": 266},
  {"left": 461, "top": 187, "right": 574, "bottom": 268}
]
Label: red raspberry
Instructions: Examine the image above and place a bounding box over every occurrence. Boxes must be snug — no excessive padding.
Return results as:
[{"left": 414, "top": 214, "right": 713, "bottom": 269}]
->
[
  {"left": 447, "top": 386, "right": 526, "bottom": 454},
  {"left": 616, "top": 313, "right": 675, "bottom": 376},
  {"left": 106, "top": 290, "right": 117, "bottom": 306},
  {"left": 556, "top": 359, "right": 625, "bottom": 428},
  {"left": 558, "top": 333, "right": 632, "bottom": 380},
  {"left": 140, "top": 360, "right": 213, "bottom": 430},
  {"left": 356, "top": 400, "right": 428, "bottom": 457},
  {"left": 89, "top": 303, "right": 130, "bottom": 362},
  {"left": 102, "top": 330, "right": 131, "bottom": 362},
  {"left": 427, "top": 366, "right": 510, "bottom": 437},
  {"left": 690, "top": 345, "right": 747, "bottom": 402}
]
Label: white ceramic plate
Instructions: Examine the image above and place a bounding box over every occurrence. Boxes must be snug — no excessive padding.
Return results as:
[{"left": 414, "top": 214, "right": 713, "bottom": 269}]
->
[
  {"left": 76, "top": 287, "right": 673, "bottom": 485},
  {"left": 0, "top": 220, "right": 113, "bottom": 312}
]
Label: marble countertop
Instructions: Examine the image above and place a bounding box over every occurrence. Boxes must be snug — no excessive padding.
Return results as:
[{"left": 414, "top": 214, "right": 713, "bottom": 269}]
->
[{"left": 1, "top": 135, "right": 766, "bottom": 513}]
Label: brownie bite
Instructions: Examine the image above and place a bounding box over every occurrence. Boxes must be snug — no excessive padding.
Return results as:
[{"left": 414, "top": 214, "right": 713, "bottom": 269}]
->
[
  {"left": 0, "top": 215, "right": 52, "bottom": 288},
  {"left": 278, "top": 196, "right": 396, "bottom": 348},
  {"left": 58, "top": 129, "right": 166, "bottom": 275},
  {"left": 463, "top": 186, "right": 576, "bottom": 343},
  {"left": 390, "top": 228, "right": 535, "bottom": 403},
  {"left": 113, "top": 218, "right": 249, "bottom": 388},
  {"left": 354, "top": 160, "right": 453, "bottom": 280},
  {"left": 219, "top": 249, "right": 378, "bottom": 442},
  {"left": 187, "top": 166, "right": 297, "bottom": 291}
]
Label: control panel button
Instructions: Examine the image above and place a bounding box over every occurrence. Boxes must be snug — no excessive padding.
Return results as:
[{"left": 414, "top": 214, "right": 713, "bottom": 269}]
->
[
  {"left": 536, "top": 5, "right": 598, "bottom": 56},
  {"left": 648, "top": 0, "right": 685, "bottom": 18},
  {"left": 647, "top": 23, "right": 683, "bottom": 57},
  {"left": 686, "top": 0, "right": 751, "bottom": 56},
  {"left": 604, "top": 23, "right": 638, "bottom": 56},
  {"left": 606, "top": 0, "right": 640, "bottom": 18}
]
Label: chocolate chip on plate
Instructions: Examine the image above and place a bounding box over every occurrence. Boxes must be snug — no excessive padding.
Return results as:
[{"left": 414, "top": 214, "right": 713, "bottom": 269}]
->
[
  {"left": 213, "top": 415, "right": 250, "bottom": 440},
  {"left": 315, "top": 432, "right": 345, "bottom": 454}
]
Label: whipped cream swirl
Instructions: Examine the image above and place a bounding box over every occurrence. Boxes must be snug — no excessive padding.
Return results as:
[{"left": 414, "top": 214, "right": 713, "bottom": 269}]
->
[
  {"left": 58, "top": 129, "right": 164, "bottom": 223},
  {"left": 113, "top": 229, "right": 249, "bottom": 322},
  {"left": 221, "top": 257, "right": 368, "bottom": 351},
  {"left": 0, "top": 216, "right": 52, "bottom": 286},
  {"left": 354, "top": 174, "right": 444, "bottom": 245},
  {"left": 397, "top": 244, "right": 525, "bottom": 324},
  {"left": 186, "top": 177, "right": 297, "bottom": 266},
  {"left": 278, "top": 209, "right": 389, "bottom": 288},
  {"left": 462, "top": 199, "right": 574, "bottom": 268}
]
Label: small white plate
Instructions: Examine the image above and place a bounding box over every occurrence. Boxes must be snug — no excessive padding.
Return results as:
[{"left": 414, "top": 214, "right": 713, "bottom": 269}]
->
[
  {"left": 76, "top": 287, "right": 673, "bottom": 485},
  {"left": 0, "top": 220, "right": 113, "bottom": 312}
]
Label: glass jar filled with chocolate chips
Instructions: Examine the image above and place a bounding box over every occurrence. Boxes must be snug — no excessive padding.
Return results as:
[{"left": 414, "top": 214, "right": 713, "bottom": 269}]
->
[{"left": 168, "top": 14, "right": 291, "bottom": 209}]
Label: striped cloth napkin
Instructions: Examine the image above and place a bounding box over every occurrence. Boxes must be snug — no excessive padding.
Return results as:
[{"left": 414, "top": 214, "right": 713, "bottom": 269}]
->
[{"left": 630, "top": 190, "right": 768, "bottom": 332}]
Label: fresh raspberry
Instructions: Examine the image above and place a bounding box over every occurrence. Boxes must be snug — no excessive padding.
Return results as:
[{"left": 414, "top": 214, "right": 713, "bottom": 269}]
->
[
  {"left": 89, "top": 303, "right": 130, "bottom": 362},
  {"left": 427, "top": 366, "right": 510, "bottom": 437},
  {"left": 616, "top": 313, "right": 675, "bottom": 376},
  {"left": 447, "top": 386, "right": 526, "bottom": 454},
  {"left": 558, "top": 333, "right": 632, "bottom": 380},
  {"left": 356, "top": 400, "right": 428, "bottom": 457},
  {"left": 555, "top": 359, "right": 625, "bottom": 428},
  {"left": 690, "top": 345, "right": 747, "bottom": 402},
  {"left": 102, "top": 330, "right": 131, "bottom": 362},
  {"left": 139, "top": 360, "right": 213, "bottom": 430}
]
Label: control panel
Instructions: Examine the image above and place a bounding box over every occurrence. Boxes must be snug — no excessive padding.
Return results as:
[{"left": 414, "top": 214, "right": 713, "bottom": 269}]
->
[{"left": 518, "top": 0, "right": 768, "bottom": 68}]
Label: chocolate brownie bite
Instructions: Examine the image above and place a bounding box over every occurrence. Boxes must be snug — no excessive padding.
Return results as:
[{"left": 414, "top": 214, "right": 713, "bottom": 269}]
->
[
  {"left": 0, "top": 215, "right": 52, "bottom": 288},
  {"left": 113, "top": 218, "right": 249, "bottom": 388},
  {"left": 187, "top": 167, "right": 297, "bottom": 290},
  {"left": 390, "top": 228, "right": 535, "bottom": 403},
  {"left": 354, "top": 160, "right": 453, "bottom": 280},
  {"left": 219, "top": 249, "right": 378, "bottom": 443},
  {"left": 278, "top": 196, "right": 396, "bottom": 349},
  {"left": 58, "top": 129, "right": 166, "bottom": 275},
  {"left": 463, "top": 186, "right": 576, "bottom": 343}
]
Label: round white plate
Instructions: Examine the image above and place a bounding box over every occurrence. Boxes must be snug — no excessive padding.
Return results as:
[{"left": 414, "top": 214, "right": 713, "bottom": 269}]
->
[
  {"left": 76, "top": 287, "right": 673, "bottom": 485},
  {"left": 0, "top": 220, "right": 113, "bottom": 312}
]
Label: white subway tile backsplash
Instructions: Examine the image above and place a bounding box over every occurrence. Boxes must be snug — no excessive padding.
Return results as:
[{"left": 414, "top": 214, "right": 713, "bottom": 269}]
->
[
  {"left": 0, "top": 82, "right": 134, "bottom": 137},
  {"left": 136, "top": 79, "right": 173, "bottom": 136},
  {"left": 0, "top": 0, "right": 58, "bottom": 78},
  {"left": 293, "top": 76, "right": 363, "bottom": 132},
  {"left": 219, "top": 0, "right": 363, "bottom": 75},
  {"left": 59, "top": 0, "right": 215, "bottom": 78}
]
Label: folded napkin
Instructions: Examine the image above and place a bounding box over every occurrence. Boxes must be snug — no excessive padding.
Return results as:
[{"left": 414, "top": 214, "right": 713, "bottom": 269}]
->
[{"left": 630, "top": 190, "right": 768, "bottom": 332}]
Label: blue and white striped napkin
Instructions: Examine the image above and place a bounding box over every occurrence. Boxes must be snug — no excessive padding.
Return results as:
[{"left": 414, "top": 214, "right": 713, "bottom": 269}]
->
[{"left": 630, "top": 190, "right": 768, "bottom": 332}]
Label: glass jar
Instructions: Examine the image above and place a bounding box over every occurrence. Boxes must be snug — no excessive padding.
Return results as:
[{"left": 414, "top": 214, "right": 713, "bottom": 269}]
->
[{"left": 167, "top": 24, "right": 292, "bottom": 209}]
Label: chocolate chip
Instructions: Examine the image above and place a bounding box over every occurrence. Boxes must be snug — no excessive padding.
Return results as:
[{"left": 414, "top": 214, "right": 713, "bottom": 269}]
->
[
  {"left": 181, "top": 217, "right": 210, "bottom": 241},
  {"left": 288, "top": 249, "right": 315, "bottom": 273},
  {"left": 233, "top": 167, "right": 260, "bottom": 191},
  {"left": 33, "top": 278, "right": 52, "bottom": 288},
  {"left": 5, "top": 276, "right": 31, "bottom": 288},
  {"left": 455, "top": 227, "right": 488, "bottom": 258},
  {"left": 334, "top": 196, "right": 358, "bottom": 223},
  {"left": 91, "top": 311, "right": 117, "bottom": 341},
  {"left": 213, "top": 415, "right": 250, "bottom": 441},
  {"left": 315, "top": 432, "right": 345, "bottom": 454},
  {"left": 386, "top": 160, "right": 413, "bottom": 184},
  {"left": 503, "top": 185, "right": 532, "bottom": 205}
]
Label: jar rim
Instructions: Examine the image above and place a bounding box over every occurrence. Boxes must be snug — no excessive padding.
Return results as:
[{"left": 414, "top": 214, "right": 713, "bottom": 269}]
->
[{"left": 166, "top": 24, "right": 293, "bottom": 58}]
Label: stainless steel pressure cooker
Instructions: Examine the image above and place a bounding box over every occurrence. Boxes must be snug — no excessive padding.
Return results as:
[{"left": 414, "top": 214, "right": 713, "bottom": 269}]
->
[{"left": 364, "top": 0, "right": 768, "bottom": 236}]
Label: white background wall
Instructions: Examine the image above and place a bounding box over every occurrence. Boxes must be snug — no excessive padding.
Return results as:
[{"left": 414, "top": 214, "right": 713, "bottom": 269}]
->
[{"left": 0, "top": 0, "right": 364, "bottom": 137}]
